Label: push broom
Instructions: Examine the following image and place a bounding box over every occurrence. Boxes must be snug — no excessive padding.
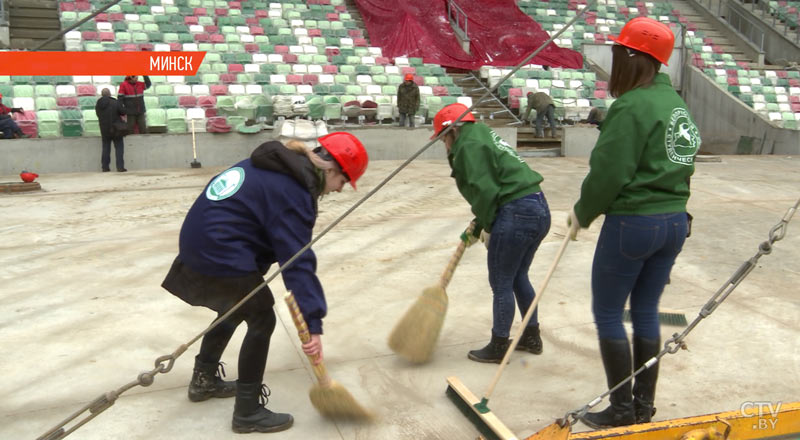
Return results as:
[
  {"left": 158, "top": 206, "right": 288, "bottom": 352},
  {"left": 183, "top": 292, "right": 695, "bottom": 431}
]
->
[
  {"left": 388, "top": 222, "right": 475, "bottom": 363},
  {"left": 446, "top": 231, "right": 572, "bottom": 440},
  {"left": 284, "top": 292, "right": 373, "bottom": 420}
]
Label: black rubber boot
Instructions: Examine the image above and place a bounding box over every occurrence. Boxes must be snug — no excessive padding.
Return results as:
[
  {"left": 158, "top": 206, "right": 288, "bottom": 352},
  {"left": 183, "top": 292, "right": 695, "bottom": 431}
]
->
[
  {"left": 468, "top": 334, "right": 510, "bottom": 363},
  {"left": 514, "top": 324, "right": 543, "bottom": 355},
  {"left": 232, "top": 382, "right": 293, "bottom": 433},
  {"left": 187, "top": 357, "right": 237, "bottom": 402},
  {"left": 581, "top": 339, "right": 636, "bottom": 429},
  {"left": 632, "top": 336, "right": 660, "bottom": 423}
]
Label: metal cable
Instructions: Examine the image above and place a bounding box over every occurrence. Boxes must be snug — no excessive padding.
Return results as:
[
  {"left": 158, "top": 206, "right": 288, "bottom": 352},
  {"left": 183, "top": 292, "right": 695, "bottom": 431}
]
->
[
  {"left": 37, "top": 3, "right": 598, "bottom": 437},
  {"left": 559, "top": 197, "right": 799, "bottom": 428}
]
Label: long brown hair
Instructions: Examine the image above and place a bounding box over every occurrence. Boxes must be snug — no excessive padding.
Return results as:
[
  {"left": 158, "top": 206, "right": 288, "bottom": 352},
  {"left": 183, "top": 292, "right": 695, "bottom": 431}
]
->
[{"left": 608, "top": 44, "right": 661, "bottom": 98}]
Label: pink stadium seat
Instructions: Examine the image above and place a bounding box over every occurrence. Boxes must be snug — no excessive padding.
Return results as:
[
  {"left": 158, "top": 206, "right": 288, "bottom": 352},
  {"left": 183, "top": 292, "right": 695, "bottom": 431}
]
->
[
  {"left": 325, "top": 47, "right": 340, "bottom": 57},
  {"left": 375, "top": 57, "right": 390, "bottom": 65},
  {"left": 197, "top": 96, "right": 216, "bottom": 108},
  {"left": 138, "top": 43, "right": 154, "bottom": 51},
  {"left": 228, "top": 64, "right": 244, "bottom": 73},
  {"left": 287, "top": 74, "right": 302, "bottom": 85},
  {"left": 326, "top": 13, "right": 339, "bottom": 21},
  {"left": 81, "top": 31, "right": 99, "bottom": 41},
  {"left": 322, "top": 64, "right": 338, "bottom": 74},
  {"left": 121, "top": 43, "right": 138, "bottom": 51},
  {"left": 99, "top": 32, "right": 115, "bottom": 42},
  {"left": 210, "top": 34, "right": 225, "bottom": 43},
  {"left": 75, "top": 2, "right": 91, "bottom": 11},
  {"left": 60, "top": 2, "right": 75, "bottom": 11},
  {"left": 790, "top": 95, "right": 800, "bottom": 103},
  {"left": 353, "top": 38, "right": 368, "bottom": 47},
  {"left": 777, "top": 71, "right": 788, "bottom": 79},
  {"left": 109, "top": 13, "right": 124, "bottom": 21},
  {"left": 413, "top": 76, "right": 423, "bottom": 85},
  {"left": 334, "top": 5, "right": 346, "bottom": 12},
  {"left": 245, "top": 17, "right": 258, "bottom": 25},
  {"left": 255, "top": 10, "right": 268, "bottom": 18},
  {"left": 206, "top": 116, "right": 231, "bottom": 133},
  {"left": 348, "top": 29, "right": 362, "bottom": 38},
  {"left": 133, "top": 0, "right": 147, "bottom": 4},
  {"left": 726, "top": 77, "right": 738, "bottom": 86},
  {"left": 214, "top": 8, "right": 227, "bottom": 16},
  {"left": 308, "top": 29, "right": 322, "bottom": 37},
  {"left": 77, "top": 84, "right": 96, "bottom": 96},
  {"left": 194, "top": 33, "right": 210, "bottom": 42},
  {"left": 282, "top": 53, "right": 298, "bottom": 64},
  {"left": 433, "top": 86, "right": 448, "bottom": 96},
  {"left": 792, "top": 103, "right": 800, "bottom": 112},
  {"left": 184, "top": 16, "right": 199, "bottom": 25},
  {"left": 250, "top": 26, "right": 264, "bottom": 35},
  {"left": 220, "top": 74, "right": 237, "bottom": 84},
  {"left": 245, "top": 43, "right": 259, "bottom": 53},
  {"left": 204, "top": 25, "right": 218, "bottom": 33},
  {"left": 302, "top": 74, "right": 319, "bottom": 85},
  {"left": 401, "top": 66, "right": 416, "bottom": 76},
  {"left": 169, "top": 42, "right": 181, "bottom": 51},
  {"left": 274, "top": 45, "right": 289, "bottom": 54},
  {"left": 726, "top": 68, "right": 738, "bottom": 76},
  {"left": 57, "top": 97, "right": 79, "bottom": 108},
  {"left": 194, "top": 7, "right": 207, "bottom": 15},
  {"left": 229, "top": 1, "right": 241, "bottom": 8},
  {"left": 179, "top": 96, "right": 197, "bottom": 108},
  {"left": 596, "top": 80, "right": 608, "bottom": 90},
  {"left": 95, "top": 13, "right": 109, "bottom": 22},
  {"left": 209, "top": 85, "right": 228, "bottom": 96}
]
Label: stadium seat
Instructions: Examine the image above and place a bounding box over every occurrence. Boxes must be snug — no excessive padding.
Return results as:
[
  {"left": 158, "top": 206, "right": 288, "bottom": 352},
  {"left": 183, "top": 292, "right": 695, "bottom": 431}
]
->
[
  {"left": 37, "top": 110, "right": 61, "bottom": 138},
  {"left": 82, "top": 110, "right": 101, "bottom": 136}
]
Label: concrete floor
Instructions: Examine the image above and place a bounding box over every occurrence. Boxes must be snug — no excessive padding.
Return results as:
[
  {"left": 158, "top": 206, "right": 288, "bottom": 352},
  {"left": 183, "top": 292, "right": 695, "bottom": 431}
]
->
[{"left": 1, "top": 155, "right": 799, "bottom": 440}]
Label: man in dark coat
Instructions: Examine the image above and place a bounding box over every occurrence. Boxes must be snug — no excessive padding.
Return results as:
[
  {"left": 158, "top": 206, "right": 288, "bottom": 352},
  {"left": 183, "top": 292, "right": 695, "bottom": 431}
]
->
[
  {"left": 396, "top": 73, "right": 420, "bottom": 129},
  {"left": 117, "top": 74, "right": 151, "bottom": 134},
  {"left": 0, "top": 93, "right": 29, "bottom": 139},
  {"left": 95, "top": 88, "right": 127, "bottom": 172}
]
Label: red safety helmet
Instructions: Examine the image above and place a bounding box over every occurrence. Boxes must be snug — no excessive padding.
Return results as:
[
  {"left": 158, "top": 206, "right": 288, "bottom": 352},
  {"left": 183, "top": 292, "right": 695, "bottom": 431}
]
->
[
  {"left": 404, "top": 73, "right": 414, "bottom": 81},
  {"left": 431, "top": 103, "right": 475, "bottom": 139},
  {"left": 318, "top": 132, "right": 368, "bottom": 189},
  {"left": 20, "top": 171, "right": 38, "bottom": 183},
  {"left": 611, "top": 17, "right": 674, "bottom": 66}
]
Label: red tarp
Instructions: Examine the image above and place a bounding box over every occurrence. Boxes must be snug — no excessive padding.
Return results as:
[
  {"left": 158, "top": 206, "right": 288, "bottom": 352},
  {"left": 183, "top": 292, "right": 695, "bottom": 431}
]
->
[{"left": 354, "top": 0, "right": 583, "bottom": 70}]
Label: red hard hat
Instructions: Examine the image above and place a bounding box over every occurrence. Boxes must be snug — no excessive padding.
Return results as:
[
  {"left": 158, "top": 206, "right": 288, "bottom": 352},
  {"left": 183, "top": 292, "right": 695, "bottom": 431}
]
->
[
  {"left": 20, "top": 171, "right": 38, "bottom": 183},
  {"left": 611, "top": 17, "right": 675, "bottom": 65},
  {"left": 404, "top": 73, "right": 414, "bottom": 81},
  {"left": 318, "top": 132, "right": 368, "bottom": 189},
  {"left": 431, "top": 103, "right": 475, "bottom": 139}
]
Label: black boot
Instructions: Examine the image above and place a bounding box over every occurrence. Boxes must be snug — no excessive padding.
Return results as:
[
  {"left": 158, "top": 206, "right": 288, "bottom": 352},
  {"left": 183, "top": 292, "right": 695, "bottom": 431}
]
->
[
  {"left": 581, "top": 339, "right": 635, "bottom": 429},
  {"left": 232, "top": 382, "right": 293, "bottom": 433},
  {"left": 633, "top": 336, "right": 660, "bottom": 423},
  {"left": 468, "top": 334, "right": 510, "bottom": 363},
  {"left": 514, "top": 324, "right": 543, "bottom": 354},
  {"left": 188, "top": 357, "right": 237, "bottom": 402}
]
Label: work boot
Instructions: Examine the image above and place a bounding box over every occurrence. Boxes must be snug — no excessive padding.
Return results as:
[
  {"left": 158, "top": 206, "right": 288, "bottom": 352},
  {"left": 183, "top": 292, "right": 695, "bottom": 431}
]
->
[
  {"left": 580, "top": 339, "right": 635, "bottom": 429},
  {"left": 232, "top": 381, "right": 293, "bottom": 433},
  {"left": 468, "top": 334, "right": 510, "bottom": 363},
  {"left": 188, "top": 357, "right": 237, "bottom": 402},
  {"left": 514, "top": 324, "right": 543, "bottom": 355},
  {"left": 632, "top": 336, "right": 660, "bottom": 423}
]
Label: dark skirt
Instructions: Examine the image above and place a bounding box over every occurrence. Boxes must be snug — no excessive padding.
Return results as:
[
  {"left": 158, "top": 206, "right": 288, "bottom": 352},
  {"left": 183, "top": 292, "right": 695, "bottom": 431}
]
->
[{"left": 162, "top": 256, "right": 275, "bottom": 314}]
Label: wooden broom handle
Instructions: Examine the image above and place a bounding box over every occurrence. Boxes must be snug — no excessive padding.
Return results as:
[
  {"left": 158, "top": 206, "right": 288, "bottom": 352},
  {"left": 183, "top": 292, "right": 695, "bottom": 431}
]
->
[
  {"left": 440, "top": 221, "right": 476, "bottom": 288},
  {"left": 285, "top": 292, "right": 331, "bottom": 387}
]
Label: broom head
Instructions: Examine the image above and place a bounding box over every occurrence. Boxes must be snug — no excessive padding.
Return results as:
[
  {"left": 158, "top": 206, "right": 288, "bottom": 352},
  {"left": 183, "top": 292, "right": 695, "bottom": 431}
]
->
[
  {"left": 309, "top": 379, "right": 373, "bottom": 420},
  {"left": 387, "top": 284, "right": 448, "bottom": 364}
]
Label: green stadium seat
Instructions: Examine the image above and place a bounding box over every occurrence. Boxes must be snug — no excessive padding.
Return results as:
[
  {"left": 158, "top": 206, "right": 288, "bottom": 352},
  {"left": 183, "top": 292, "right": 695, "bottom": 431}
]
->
[
  {"left": 37, "top": 110, "right": 61, "bottom": 138},
  {"left": 61, "top": 109, "right": 83, "bottom": 137},
  {"left": 79, "top": 96, "right": 97, "bottom": 110},
  {"left": 82, "top": 110, "right": 101, "bottom": 136},
  {"left": 159, "top": 96, "right": 179, "bottom": 108},
  {"left": 35, "top": 97, "right": 57, "bottom": 111}
]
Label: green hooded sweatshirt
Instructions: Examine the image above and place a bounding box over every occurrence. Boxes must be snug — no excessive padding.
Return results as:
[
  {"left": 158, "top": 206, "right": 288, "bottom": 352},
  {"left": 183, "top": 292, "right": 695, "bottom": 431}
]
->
[
  {"left": 448, "top": 122, "right": 543, "bottom": 234},
  {"left": 574, "top": 73, "right": 701, "bottom": 227}
]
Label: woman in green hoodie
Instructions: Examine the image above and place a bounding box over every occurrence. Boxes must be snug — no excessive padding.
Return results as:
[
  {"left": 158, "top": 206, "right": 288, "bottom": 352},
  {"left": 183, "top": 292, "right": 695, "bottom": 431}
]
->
[
  {"left": 432, "top": 103, "right": 551, "bottom": 363},
  {"left": 570, "top": 17, "right": 701, "bottom": 428}
]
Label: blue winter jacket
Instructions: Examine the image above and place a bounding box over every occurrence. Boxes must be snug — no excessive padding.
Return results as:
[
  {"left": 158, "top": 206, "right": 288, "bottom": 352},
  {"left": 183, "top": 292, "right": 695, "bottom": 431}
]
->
[{"left": 179, "top": 141, "right": 327, "bottom": 333}]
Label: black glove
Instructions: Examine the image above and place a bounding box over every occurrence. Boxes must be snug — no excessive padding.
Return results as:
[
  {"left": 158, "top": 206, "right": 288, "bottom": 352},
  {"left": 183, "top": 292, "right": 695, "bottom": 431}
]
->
[{"left": 11, "top": 108, "right": 23, "bottom": 113}]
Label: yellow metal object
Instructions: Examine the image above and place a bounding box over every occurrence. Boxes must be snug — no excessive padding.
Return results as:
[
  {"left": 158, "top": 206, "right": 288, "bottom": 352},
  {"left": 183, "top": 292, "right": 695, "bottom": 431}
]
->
[
  {"left": 526, "top": 421, "right": 571, "bottom": 440},
  {"left": 523, "top": 401, "right": 800, "bottom": 440}
]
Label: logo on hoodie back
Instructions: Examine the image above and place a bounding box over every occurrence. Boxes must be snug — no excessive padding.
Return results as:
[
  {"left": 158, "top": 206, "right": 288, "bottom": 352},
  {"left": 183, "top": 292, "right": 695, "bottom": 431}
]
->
[
  {"left": 206, "top": 167, "right": 245, "bottom": 201},
  {"left": 665, "top": 107, "right": 701, "bottom": 166}
]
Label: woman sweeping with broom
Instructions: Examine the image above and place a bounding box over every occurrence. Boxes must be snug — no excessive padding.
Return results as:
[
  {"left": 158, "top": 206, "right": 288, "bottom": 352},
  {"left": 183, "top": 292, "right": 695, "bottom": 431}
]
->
[
  {"left": 161, "top": 132, "right": 368, "bottom": 433},
  {"left": 432, "top": 103, "right": 552, "bottom": 363}
]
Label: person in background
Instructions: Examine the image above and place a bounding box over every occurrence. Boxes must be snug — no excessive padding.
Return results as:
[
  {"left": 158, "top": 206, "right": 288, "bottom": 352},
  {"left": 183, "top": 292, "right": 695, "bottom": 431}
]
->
[
  {"left": 162, "top": 133, "right": 369, "bottom": 433},
  {"left": 432, "top": 103, "right": 551, "bottom": 363},
  {"left": 397, "top": 73, "right": 420, "bottom": 129},
  {"left": 117, "top": 75, "right": 151, "bottom": 134},
  {"left": 95, "top": 88, "right": 127, "bottom": 172},
  {"left": 523, "top": 91, "right": 558, "bottom": 138},
  {"left": 570, "top": 17, "right": 700, "bottom": 429},
  {"left": 0, "top": 94, "right": 29, "bottom": 139}
]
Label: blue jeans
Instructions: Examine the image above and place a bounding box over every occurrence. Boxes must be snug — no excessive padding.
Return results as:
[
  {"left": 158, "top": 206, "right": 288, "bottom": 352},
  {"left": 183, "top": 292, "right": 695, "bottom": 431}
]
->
[
  {"left": 487, "top": 192, "right": 551, "bottom": 338},
  {"left": 534, "top": 104, "right": 556, "bottom": 137},
  {"left": 592, "top": 213, "right": 689, "bottom": 340}
]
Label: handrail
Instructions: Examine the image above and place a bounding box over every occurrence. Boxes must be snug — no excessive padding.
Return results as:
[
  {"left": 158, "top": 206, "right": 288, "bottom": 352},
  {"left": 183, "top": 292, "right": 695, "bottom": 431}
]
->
[
  {"left": 732, "top": 0, "right": 800, "bottom": 44},
  {"left": 447, "top": 0, "right": 468, "bottom": 42}
]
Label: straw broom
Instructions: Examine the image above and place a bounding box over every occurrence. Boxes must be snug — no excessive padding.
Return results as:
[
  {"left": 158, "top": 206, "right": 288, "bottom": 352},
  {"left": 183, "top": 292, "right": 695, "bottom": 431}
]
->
[
  {"left": 284, "top": 292, "right": 373, "bottom": 420},
  {"left": 388, "top": 222, "right": 475, "bottom": 363}
]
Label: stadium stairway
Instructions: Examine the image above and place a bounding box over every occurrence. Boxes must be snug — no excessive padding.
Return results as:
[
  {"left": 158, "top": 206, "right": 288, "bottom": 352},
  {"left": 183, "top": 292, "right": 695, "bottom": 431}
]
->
[{"left": 8, "top": 0, "right": 64, "bottom": 50}]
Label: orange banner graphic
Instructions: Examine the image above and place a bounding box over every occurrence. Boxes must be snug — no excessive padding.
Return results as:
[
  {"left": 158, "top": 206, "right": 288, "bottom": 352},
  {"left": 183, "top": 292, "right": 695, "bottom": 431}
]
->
[{"left": 0, "top": 51, "right": 206, "bottom": 76}]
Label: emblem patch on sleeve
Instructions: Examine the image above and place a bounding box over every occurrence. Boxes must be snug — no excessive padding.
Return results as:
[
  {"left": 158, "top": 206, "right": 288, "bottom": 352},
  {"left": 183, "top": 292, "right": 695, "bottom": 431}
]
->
[{"left": 206, "top": 167, "right": 245, "bottom": 201}]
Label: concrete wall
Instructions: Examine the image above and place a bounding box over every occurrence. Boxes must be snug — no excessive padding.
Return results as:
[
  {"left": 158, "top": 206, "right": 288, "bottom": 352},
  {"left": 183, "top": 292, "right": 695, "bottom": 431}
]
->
[
  {"left": 0, "top": 125, "right": 518, "bottom": 174},
  {"left": 688, "top": 0, "right": 766, "bottom": 65},
  {"left": 561, "top": 126, "right": 600, "bottom": 156},
  {"left": 583, "top": 44, "right": 684, "bottom": 90},
  {"left": 683, "top": 65, "right": 800, "bottom": 154}
]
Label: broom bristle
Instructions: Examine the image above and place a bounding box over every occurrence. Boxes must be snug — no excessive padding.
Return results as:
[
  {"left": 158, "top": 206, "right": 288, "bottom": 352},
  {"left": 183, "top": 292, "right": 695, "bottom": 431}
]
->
[
  {"left": 387, "top": 285, "right": 448, "bottom": 363},
  {"left": 310, "top": 379, "right": 374, "bottom": 420}
]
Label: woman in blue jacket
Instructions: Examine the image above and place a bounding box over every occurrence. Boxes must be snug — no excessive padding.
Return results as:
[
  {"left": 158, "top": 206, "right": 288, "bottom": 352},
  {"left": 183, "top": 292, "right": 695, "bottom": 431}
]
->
[{"left": 162, "top": 133, "right": 368, "bottom": 433}]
